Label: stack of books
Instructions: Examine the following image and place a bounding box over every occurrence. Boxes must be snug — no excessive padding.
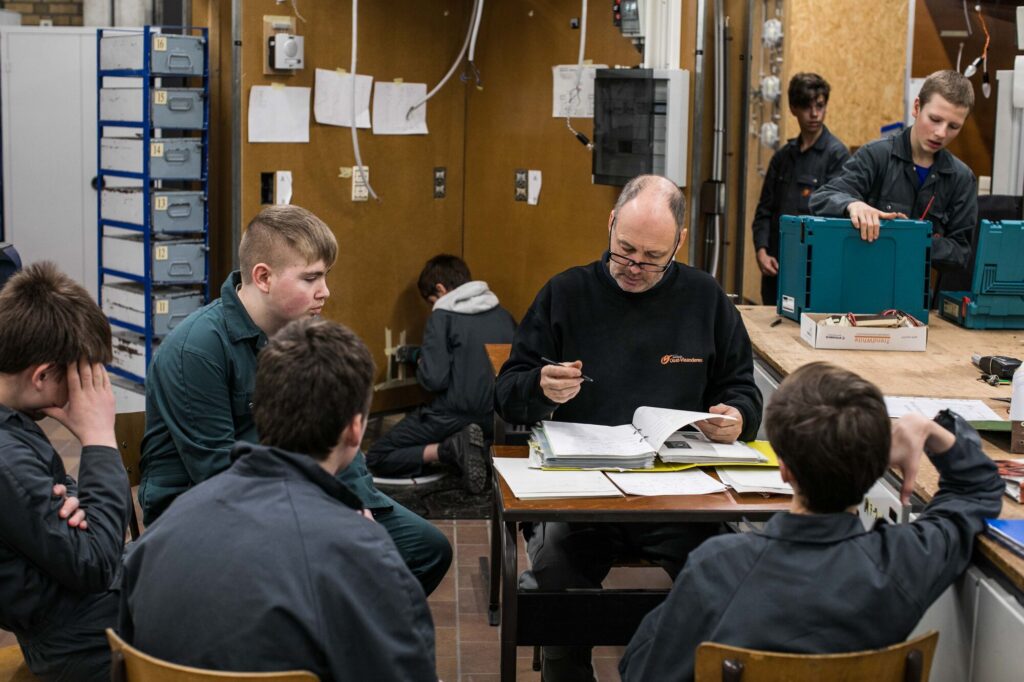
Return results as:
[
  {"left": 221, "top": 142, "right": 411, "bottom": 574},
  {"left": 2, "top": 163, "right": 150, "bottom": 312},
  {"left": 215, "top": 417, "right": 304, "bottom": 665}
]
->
[
  {"left": 531, "top": 406, "right": 737, "bottom": 470},
  {"left": 995, "top": 459, "right": 1024, "bottom": 503},
  {"left": 986, "top": 519, "right": 1024, "bottom": 559}
]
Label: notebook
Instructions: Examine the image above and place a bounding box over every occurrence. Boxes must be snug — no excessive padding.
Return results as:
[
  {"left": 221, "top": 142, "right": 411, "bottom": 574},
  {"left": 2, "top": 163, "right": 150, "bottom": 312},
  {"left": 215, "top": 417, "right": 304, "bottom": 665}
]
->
[{"left": 986, "top": 519, "right": 1024, "bottom": 558}]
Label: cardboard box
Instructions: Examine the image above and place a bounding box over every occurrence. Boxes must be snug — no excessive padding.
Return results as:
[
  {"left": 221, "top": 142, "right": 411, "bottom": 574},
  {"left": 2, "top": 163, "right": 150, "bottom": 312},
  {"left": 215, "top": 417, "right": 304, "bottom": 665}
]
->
[{"left": 799, "top": 313, "right": 927, "bottom": 352}]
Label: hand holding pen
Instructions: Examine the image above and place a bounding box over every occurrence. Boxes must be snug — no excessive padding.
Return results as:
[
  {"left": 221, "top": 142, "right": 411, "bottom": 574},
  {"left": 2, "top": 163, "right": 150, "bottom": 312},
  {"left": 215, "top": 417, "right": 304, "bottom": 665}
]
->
[{"left": 539, "top": 356, "right": 591, "bottom": 404}]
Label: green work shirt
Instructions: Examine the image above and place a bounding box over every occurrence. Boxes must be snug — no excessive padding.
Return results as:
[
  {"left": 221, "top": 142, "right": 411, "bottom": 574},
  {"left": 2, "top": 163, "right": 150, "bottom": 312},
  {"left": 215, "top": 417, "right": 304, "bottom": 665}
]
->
[{"left": 139, "top": 272, "right": 391, "bottom": 525}]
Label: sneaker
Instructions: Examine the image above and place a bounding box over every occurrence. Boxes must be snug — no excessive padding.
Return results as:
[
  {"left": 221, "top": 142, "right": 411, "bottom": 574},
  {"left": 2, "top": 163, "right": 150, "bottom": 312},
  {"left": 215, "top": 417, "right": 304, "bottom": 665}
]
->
[{"left": 439, "top": 424, "right": 487, "bottom": 494}]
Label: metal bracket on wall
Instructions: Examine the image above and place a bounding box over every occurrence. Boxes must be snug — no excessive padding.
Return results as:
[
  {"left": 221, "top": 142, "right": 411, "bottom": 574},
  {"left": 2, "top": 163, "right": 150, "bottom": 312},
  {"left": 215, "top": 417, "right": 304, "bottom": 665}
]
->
[{"left": 434, "top": 167, "right": 446, "bottom": 199}]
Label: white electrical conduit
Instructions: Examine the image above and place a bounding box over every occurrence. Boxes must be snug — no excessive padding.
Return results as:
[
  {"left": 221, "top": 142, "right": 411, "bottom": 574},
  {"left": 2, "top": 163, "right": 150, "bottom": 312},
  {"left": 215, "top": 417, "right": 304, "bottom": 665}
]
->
[
  {"left": 351, "top": 0, "right": 378, "bottom": 201},
  {"left": 565, "top": 0, "right": 592, "bottom": 147},
  {"left": 468, "top": 0, "right": 485, "bottom": 62},
  {"left": 708, "top": 0, "right": 725, "bottom": 278},
  {"left": 407, "top": 0, "right": 484, "bottom": 120}
]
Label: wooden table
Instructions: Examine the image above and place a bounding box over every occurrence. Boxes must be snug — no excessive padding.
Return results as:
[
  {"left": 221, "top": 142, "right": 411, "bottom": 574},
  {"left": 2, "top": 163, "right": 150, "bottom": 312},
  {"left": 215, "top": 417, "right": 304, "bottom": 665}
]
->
[
  {"left": 489, "top": 445, "right": 791, "bottom": 681},
  {"left": 739, "top": 305, "right": 1024, "bottom": 592}
]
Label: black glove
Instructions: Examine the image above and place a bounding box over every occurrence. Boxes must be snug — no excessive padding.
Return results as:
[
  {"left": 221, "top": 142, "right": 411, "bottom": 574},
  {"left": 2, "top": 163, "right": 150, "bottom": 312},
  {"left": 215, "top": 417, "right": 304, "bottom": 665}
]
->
[{"left": 394, "top": 345, "right": 421, "bottom": 364}]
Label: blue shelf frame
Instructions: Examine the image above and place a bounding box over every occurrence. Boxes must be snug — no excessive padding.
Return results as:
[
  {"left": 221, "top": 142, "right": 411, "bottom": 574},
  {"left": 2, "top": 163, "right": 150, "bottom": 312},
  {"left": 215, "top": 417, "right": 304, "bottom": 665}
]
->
[{"left": 97, "top": 26, "right": 210, "bottom": 386}]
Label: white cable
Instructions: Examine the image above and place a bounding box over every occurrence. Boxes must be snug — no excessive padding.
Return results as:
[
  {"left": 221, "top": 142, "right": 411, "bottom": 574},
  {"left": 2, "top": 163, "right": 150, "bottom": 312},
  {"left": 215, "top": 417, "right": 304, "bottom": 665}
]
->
[
  {"left": 407, "top": 0, "right": 482, "bottom": 119},
  {"left": 351, "top": 0, "right": 378, "bottom": 201},
  {"left": 565, "top": 0, "right": 592, "bottom": 148},
  {"left": 291, "top": 0, "right": 306, "bottom": 23},
  {"left": 468, "top": 0, "right": 485, "bottom": 62}
]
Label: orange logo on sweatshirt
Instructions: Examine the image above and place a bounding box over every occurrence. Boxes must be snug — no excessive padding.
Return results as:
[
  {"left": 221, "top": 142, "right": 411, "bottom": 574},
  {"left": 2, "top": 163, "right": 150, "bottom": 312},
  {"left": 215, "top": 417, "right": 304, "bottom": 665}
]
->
[{"left": 661, "top": 355, "right": 703, "bottom": 365}]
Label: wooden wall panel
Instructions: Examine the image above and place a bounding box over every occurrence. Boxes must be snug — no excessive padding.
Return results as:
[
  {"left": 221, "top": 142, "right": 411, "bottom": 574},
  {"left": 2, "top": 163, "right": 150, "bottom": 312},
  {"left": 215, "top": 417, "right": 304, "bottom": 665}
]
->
[
  {"left": 237, "top": 1, "right": 471, "bottom": 406},
  {"left": 462, "top": 0, "right": 686, "bottom": 320}
]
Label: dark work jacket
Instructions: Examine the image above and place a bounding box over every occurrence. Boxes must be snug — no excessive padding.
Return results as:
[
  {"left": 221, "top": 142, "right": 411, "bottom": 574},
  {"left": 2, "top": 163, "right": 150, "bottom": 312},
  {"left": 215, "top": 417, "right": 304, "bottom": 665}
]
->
[
  {"left": 140, "top": 271, "right": 391, "bottom": 525},
  {"left": 494, "top": 256, "right": 762, "bottom": 440},
  {"left": 809, "top": 126, "right": 977, "bottom": 273},
  {"left": 619, "top": 412, "right": 1003, "bottom": 682},
  {"left": 120, "top": 443, "right": 437, "bottom": 682},
  {"left": 752, "top": 126, "right": 849, "bottom": 257},
  {"left": 419, "top": 281, "right": 516, "bottom": 419},
  {"left": 0, "top": 406, "right": 129, "bottom": 648}
]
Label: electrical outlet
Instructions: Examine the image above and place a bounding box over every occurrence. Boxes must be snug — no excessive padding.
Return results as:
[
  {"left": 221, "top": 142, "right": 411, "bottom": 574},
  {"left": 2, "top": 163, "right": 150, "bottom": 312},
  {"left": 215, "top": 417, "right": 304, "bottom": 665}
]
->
[
  {"left": 434, "top": 167, "right": 446, "bottom": 199},
  {"left": 514, "top": 168, "right": 528, "bottom": 202},
  {"left": 351, "top": 166, "right": 369, "bottom": 202}
]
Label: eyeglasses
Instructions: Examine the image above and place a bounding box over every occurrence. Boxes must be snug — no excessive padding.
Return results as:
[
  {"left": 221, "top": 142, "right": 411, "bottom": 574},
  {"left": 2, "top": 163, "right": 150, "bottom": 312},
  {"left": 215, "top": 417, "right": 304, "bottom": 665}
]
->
[{"left": 608, "top": 250, "right": 673, "bottom": 273}]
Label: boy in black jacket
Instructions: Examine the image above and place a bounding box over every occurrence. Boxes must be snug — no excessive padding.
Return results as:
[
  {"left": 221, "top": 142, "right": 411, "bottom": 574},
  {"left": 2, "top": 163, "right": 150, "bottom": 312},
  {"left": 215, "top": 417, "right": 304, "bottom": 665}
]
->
[
  {"left": 120, "top": 318, "right": 437, "bottom": 681},
  {"left": 367, "top": 254, "right": 515, "bottom": 493},
  {"left": 0, "top": 262, "right": 129, "bottom": 682},
  {"left": 620, "top": 362, "right": 1003, "bottom": 682}
]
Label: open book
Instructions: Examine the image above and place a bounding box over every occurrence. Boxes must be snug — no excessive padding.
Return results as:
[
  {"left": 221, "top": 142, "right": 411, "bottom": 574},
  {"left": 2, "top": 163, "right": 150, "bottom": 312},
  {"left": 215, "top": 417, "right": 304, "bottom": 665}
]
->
[{"left": 536, "top": 406, "right": 739, "bottom": 469}]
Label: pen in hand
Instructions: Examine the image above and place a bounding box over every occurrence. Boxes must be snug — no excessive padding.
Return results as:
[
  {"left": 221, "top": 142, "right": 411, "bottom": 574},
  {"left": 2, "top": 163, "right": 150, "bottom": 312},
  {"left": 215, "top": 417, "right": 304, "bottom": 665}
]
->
[{"left": 540, "top": 356, "right": 594, "bottom": 383}]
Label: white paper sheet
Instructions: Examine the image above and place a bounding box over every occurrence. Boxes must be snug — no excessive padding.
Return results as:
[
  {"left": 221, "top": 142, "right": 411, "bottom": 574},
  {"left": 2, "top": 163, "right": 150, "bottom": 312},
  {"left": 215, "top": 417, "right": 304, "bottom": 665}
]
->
[
  {"left": 313, "top": 69, "right": 372, "bottom": 128},
  {"left": 884, "top": 396, "right": 1003, "bottom": 422},
  {"left": 716, "top": 467, "right": 793, "bottom": 495},
  {"left": 493, "top": 458, "right": 622, "bottom": 499},
  {"left": 247, "top": 86, "right": 310, "bottom": 143},
  {"left": 607, "top": 470, "right": 728, "bottom": 497},
  {"left": 371, "top": 82, "right": 428, "bottom": 135},
  {"left": 552, "top": 64, "right": 607, "bottom": 118},
  {"left": 632, "top": 407, "right": 735, "bottom": 452}
]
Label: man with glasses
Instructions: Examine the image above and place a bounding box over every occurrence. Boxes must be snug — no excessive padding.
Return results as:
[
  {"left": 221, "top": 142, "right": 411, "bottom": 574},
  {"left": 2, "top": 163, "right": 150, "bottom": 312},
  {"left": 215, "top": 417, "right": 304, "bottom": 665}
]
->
[{"left": 495, "top": 174, "right": 762, "bottom": 682}]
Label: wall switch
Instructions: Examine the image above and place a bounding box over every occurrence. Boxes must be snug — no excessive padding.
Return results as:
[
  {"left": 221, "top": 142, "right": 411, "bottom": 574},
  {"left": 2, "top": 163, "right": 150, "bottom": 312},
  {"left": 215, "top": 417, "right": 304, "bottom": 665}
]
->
[
  {"left": 433, "top": 167, "right": 446, "bottom": 199},
  {"left": 351, "top": 166, "right": 369, "bottom": 202},
  {"left": 527, "top": 169, "right": 542, "bottom": 205},
  {"left": 274, "top": 170, "right": 292, "bottom": 205},
  {"left": 514, "top": 168, "right": 528, "bottom": 202}
]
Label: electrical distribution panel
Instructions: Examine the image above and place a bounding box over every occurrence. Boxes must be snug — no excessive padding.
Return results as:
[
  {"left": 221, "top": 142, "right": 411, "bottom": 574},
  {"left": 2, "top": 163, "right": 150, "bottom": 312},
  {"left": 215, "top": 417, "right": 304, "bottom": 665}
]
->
[{"left": 592, "top": 68, "right": 689, "bottom": 187}]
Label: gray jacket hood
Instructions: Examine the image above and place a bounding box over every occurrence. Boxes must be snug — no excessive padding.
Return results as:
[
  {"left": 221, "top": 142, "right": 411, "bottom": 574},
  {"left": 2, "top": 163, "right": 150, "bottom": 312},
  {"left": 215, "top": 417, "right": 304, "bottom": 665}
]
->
[{"left": 432, "top": 280, "right": 500, "bottom": 314}]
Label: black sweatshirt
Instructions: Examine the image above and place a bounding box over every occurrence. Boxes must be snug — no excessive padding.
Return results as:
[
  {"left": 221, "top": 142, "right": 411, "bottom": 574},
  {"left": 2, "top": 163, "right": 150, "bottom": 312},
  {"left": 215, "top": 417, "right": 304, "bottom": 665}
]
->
[{"left": 495, "top": 256, "right": 762, "bottom": 440}]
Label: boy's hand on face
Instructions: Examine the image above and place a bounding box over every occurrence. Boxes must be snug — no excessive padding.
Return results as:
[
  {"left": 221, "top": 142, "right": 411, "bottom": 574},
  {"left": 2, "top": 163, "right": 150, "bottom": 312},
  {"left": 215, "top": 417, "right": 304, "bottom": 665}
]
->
[
  {"left": 889, "top": 414, "right": 957, "bottom": 504},
  {"left": 696, "top": 404, "right": 743, "bottom": 443},
  {"left": 52, "top": 484, "right": 88, "bottom": 530},
  {"left": 847, "top": 201, "right": 908, "bottom": 242},
  {"left": 41, "top": 359, "right": 117, "bottom": 450}
]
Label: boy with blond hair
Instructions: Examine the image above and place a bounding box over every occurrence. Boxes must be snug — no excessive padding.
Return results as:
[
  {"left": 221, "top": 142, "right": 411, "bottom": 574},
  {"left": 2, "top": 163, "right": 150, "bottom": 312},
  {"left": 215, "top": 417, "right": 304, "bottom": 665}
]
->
[
  {"left": 0, "top": 262, "right": 130, "bottom": 681},
  {"left": 140, "top": 205, "right": 451, "bottom": 594}
]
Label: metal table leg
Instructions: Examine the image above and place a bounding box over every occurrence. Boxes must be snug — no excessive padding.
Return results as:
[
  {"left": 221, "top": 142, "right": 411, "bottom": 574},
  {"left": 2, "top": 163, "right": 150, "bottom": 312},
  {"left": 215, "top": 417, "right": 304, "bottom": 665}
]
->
[
  {"left": 500, "top": 517, "right": 519, "bottom": 681},
  {"left": 488, "top": 481, "right": 501, "bottom": 626}
]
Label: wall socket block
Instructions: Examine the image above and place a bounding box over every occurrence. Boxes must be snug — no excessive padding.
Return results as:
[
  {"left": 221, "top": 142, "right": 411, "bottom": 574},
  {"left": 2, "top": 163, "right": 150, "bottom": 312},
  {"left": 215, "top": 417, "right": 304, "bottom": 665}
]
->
[
  {"left": 434, "top": 167, "right": 446, "bottom": 199},
  {"left": 351, "top": 166, "right": 369, "bottom": 202},
  {"left": 514, "top": 168, "right": 528, "bottom": 202}
]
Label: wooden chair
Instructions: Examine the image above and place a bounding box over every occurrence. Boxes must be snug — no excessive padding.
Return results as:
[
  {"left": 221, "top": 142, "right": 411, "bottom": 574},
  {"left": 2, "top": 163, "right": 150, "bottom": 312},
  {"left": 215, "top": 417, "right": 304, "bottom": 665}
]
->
[
  {"left": 484, "top": 343, "right": 530, "bottom": 445},
  {"left": 113, "top": 411, "right": 146, "bottom": 540},
  {"left": 694, "top": 630, "right": 939, "bottom": 682},
  {"left": 0, "top": 644, "right": 37, "bottom": 682},
  {"left": 106, "top": 630, "right": 318, "bottom": 682}
]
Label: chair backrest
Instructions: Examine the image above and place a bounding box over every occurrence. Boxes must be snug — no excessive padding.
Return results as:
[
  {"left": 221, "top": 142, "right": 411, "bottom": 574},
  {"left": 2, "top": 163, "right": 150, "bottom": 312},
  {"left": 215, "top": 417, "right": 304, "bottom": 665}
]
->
[
  {"left": 114, "top": 411, "right": 146, "bottom": 540},
  {"left": 694, "top": 630, "right": 938, "bottom": 682},
  {"left": 106, "top": 630, "right": 319, "bottom": 682},
  {"left": 485, "top": 343, "right": 511, "bottom": 377}
]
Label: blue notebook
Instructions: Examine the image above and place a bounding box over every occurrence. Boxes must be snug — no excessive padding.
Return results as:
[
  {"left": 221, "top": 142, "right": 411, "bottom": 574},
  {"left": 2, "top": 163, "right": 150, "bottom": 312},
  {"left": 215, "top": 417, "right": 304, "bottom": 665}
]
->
[{"left": 986, "top": 519, "right": 1024, "bottom": 557}]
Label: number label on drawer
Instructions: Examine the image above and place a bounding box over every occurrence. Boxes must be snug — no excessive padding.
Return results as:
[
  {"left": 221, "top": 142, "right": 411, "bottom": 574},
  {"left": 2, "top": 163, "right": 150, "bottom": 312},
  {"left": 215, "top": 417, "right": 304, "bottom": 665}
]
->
[
  {"left": 151, "top": 142, "right": 164, "bottom": 158},
  {"left": 153, "top": 36, "right": 168, "bottom": 51},
  {"left": 155, "top": 246, "right": 169, "bottom": 261},
  {"left": 154, "top": 196, "right": 168, "bottom": 211},
  {"left": 154, "top": 90, "right": 168, "bottom": 105},
  {"left": 155, "top": 299, "right": 170, "bottom": 315}
]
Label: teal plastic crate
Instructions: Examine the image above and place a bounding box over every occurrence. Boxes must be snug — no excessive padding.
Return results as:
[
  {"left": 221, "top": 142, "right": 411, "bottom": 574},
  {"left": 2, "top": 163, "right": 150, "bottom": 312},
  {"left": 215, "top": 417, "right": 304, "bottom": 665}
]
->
[
  {"left": 938, "top": 220, "right": 1024, "bottom": 329},
  {"left": 777, "top": 216, "right": 932, "bottom": 323}
]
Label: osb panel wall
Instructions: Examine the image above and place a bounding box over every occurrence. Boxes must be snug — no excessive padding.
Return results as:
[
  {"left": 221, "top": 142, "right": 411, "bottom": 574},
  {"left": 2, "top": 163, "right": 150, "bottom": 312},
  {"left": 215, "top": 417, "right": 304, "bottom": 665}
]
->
[
  {"left": 238, "top": 1, "right": 471, "bottom": 404},
  {"left": 463, "top": 0, "right": 694, "bottom": 320},
  {"left": 914, "top": 0, "right": 1019, "bottom": 178},
  {"left": 782, "top": 0, "right": 908, "bottom": 145}
]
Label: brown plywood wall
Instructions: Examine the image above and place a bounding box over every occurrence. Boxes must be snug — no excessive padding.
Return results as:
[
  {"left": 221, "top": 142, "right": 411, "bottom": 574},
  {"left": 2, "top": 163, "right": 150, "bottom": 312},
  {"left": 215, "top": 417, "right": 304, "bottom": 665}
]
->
[
  {"left": 462, "top": 0, "right": 689, "bottom": 319},
  {"left": 236, "top": 0, "right": 472, "bottom": 407}
]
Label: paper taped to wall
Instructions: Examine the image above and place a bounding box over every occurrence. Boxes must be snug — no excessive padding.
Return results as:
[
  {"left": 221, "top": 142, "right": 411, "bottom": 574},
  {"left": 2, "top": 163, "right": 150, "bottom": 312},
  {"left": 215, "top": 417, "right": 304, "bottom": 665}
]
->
[
  {"left": 313, "top": 69, "right": 372, "bottom": 128},
  {"left": 552, "top": 64, "right": 606, "bottom": 118},
  {"left": 248, "top": 85, "right": 310, "bottom": 143},
  {"left": 372, "top": 82, "right": 428, "bottom": 135}
]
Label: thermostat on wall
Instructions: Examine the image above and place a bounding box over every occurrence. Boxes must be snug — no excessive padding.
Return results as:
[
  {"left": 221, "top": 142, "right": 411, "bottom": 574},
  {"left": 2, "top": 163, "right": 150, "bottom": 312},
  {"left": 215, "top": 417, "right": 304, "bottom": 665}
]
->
[{"left": 269, "top": 33, "right": 304, "bottom": 70}]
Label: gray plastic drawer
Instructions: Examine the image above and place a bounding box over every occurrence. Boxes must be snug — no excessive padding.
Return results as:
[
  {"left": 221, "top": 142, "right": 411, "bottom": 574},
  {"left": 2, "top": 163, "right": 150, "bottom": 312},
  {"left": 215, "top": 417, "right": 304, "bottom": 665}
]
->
[
  {"left": 101, "top": 138, "right": 202, "bottom": 180},
  {"left": 111, "top": 330, "right": 148, "bottom": 378},
  {"left": 100, "top": 88, "right": 204, "bottom": 129},
  {"left": 103, "top": 235, "right": 205, "bottom": 284},
  {"left": 101, "top": 188, "right": 205, "bottom": 234},
  {"left": 100, "top": 33, "right": 204, "bottom": 76},
  {"left": 103, "top": 282, "right": 203, "bottom": 337}
]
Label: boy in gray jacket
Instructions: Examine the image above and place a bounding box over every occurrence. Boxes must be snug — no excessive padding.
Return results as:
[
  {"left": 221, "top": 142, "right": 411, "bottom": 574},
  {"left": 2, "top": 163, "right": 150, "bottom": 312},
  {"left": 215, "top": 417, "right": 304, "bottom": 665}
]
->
[{"left": 367, "top": 254, "right": 516, "bottom": 492}]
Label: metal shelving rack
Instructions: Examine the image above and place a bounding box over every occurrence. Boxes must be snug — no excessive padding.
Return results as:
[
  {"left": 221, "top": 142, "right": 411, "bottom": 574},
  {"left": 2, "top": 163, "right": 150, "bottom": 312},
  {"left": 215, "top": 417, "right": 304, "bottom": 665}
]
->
[{"left": 97, "top": 26, "right": 210, "bottom": 387}]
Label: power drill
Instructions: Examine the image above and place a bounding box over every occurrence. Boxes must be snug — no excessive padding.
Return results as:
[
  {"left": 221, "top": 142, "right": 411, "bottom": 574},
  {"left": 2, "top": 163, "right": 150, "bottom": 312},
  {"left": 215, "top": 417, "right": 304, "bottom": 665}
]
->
[{"left": 972, "top": 354, "right": 1022, "bottom": 383}]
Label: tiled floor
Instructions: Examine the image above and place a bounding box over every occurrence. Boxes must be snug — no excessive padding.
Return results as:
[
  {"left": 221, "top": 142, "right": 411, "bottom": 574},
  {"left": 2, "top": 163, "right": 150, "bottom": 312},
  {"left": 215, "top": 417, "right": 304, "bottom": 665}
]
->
[{"left": 2, "top": 419, "right": 671, "bottom": 680}]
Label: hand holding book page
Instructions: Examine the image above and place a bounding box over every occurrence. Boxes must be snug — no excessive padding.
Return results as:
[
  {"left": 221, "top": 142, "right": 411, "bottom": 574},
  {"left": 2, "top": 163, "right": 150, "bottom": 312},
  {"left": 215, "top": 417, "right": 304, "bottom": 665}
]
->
[{"left": 695, "top": 403, "right": 744, "bottom": 443}]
